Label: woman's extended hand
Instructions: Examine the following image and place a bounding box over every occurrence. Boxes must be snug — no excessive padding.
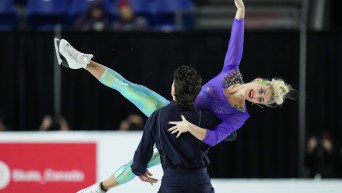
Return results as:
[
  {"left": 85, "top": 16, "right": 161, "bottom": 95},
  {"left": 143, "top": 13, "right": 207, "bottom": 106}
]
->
[
  {"left": 234, "top": 0, "right": 245, "bottom": 19},
  {"left": 168, "top": 115, "right": 190, "bottom": 138},
  {"left": 235, "top": 0, "right": 245, "bottom": 10}
]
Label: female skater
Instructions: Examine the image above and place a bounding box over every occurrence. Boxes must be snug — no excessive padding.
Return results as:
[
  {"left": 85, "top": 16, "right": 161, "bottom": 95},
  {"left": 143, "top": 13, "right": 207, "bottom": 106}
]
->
[{"left": 54, "top": 0, "right": 292, "bottom": 192}]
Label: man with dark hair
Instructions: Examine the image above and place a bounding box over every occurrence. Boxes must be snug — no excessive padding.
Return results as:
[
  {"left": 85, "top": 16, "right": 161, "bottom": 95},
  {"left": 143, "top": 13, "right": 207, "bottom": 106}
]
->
[
  {"left": 131, "top": 66, "right": 217, "bottom": 193},
  {"left": 172, "top": 66, "right": 202, "bottom": 107}
]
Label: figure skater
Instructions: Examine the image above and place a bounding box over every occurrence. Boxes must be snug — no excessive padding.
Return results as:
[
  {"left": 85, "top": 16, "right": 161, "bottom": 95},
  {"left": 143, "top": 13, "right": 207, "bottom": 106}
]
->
[
  {"left": 54, "top": 0, "right": 292, "bottom": 192},
  {"left": 132, "top": 66, "right": 217, "bottom": 193}
]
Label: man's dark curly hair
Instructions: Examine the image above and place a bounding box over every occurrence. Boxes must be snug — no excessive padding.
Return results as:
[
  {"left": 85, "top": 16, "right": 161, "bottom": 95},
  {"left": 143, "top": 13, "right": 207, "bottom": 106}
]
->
[{"left": 173, "top": 66, "right": 202, "bottom": 107}]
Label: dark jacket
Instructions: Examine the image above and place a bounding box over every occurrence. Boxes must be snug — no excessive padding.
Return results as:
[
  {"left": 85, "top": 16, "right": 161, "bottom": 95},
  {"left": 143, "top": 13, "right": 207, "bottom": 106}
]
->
[{"left": 131, "top": 100, "right": 220, "bottom": 176}]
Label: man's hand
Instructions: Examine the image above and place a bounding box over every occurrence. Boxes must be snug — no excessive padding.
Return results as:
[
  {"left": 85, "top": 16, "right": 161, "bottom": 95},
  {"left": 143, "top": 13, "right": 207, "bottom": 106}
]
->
[
  {"left": 168, "top": 115, "right": 191, "bottom": 138},
  {"left": 138, "top": 170, "right": 158, "bottom": 186}
]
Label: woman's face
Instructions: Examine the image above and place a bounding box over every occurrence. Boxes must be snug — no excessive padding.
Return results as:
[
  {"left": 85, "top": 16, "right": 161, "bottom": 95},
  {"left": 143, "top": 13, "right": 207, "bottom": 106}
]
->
[{"left": 245, "top": 81, "right": 272, "bottom": 104}]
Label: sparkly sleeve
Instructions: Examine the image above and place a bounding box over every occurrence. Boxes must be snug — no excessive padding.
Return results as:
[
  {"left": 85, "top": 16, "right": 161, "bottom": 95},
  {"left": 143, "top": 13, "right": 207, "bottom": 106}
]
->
[
  {"left": 222, "top": 18, "right": 244, "bottom": 73},
  {"left": 202, "top": 122, "right": 235, "bottom": 146},
  {"left": 202, "top": 112, "right": 248, "bottom": 146}
]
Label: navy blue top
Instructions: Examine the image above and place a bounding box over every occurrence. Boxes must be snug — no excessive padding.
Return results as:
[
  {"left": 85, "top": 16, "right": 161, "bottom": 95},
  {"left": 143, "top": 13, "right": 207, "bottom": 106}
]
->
[{"left": 131, "top": 101, "right": 220, "bottom": 176}]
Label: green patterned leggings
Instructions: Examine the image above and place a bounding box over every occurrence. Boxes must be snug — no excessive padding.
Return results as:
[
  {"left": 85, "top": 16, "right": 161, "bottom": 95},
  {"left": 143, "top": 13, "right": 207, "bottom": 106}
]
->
[{"left": 99, "top": 67, "right": 169, "bottom": 184}]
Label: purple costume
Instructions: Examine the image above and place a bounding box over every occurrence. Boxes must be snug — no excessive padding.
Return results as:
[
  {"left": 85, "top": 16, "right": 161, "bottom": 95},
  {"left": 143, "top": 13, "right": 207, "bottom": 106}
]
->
[{"left": 195, "top": 18, "right": 249, "bottom": 146}]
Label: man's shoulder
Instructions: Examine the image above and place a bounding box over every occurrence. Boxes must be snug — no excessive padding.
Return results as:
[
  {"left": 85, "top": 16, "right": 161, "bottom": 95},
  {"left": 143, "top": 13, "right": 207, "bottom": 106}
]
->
[
  {"left": 158, "top": 103, "right": 172, "bottom": 111},
  {"left": 151, "top": 103, "right": 172, "bottom": 116}
]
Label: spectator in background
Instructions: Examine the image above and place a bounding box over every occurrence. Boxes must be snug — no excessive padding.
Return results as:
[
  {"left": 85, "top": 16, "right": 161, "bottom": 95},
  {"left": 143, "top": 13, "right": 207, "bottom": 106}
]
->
[
  {"left": 112, "top": 0, "right": 149, "bottom": 31},
  {"left": 305, "top": 131, "right": 336, "bottom": 178},
  {"left": 38, "top": 115, "right": 71, "bottom": 131},
  {"left": 0, "top": 109, "right": 9, "bottom": 131},
  {"left": 74, "top": 0, "right": 111, "bottom": 31},
  {"left": 119, "top": 114, "right": 144, "bottom": 131}
]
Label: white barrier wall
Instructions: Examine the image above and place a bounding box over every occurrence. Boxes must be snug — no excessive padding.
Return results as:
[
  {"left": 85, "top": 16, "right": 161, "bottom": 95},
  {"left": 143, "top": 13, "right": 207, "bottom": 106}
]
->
[{"left": 0, "top": 131, "right": 341, "bottom": 193}]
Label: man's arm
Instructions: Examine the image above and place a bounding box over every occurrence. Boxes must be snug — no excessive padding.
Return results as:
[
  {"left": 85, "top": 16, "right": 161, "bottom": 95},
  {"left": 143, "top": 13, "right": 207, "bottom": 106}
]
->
[{"left": 131, "top": 111, "right": 159, "bottom": 185}]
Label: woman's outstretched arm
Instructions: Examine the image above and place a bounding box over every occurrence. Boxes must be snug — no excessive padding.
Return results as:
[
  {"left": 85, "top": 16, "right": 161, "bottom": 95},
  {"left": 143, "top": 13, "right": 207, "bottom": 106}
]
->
[{"left": 222, "top": 0, "right": 245, "bottom": 72}]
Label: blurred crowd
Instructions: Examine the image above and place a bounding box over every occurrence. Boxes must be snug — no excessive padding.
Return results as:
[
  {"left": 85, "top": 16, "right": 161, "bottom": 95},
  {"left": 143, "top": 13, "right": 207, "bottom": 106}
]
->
[
  {"left": 305, "top": 131, "right": 342, "bottom": 178},
  {"left": 0, "top": 108, "right": 144, "bottom": 132},
  {"left": 119, "top": 114, "right": 144, "bottom": 131},
  {"left": 38, "top": 115, "right": 71, "bottom": 131},
  {"left": 1, "top": 0, "right": 198, "bottom": 31},
  {"left": 74, "top": 0, "right": 150, "bottom": 31}
]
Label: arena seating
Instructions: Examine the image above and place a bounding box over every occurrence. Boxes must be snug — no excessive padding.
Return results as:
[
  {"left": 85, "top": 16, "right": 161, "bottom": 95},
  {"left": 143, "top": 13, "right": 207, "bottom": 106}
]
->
[
  {"left": 0, "top": 0, "right": 18, "bottom": 30},
  {"left": 4, "top": 0, "right": 196, "bottom": 30},
  {"left": 26, "top": 0, "right": 69, "bottom": 30}
]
